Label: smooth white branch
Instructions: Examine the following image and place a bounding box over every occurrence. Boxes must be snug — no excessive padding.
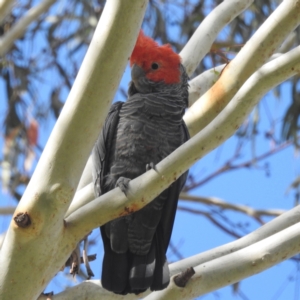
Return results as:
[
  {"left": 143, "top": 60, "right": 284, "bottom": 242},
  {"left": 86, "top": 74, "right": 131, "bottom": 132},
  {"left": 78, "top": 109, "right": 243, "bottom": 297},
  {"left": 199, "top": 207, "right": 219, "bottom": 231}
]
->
[
  {"left": 0, "top": 0, "right": 57, "bottom": 56},
  {"left": 48, "top": 197, "right": 300, "bottom": 300},
  {"left": 0, "top": 0, "right": 14, "bottom": 24},
  {"left": 180, "top": 0, "right": 254, "bottom": 76},
  {"left": 169, "top": 204, "right": 300, "bottom": 276},
  {"left": 277, "top": 31, "right": 298, "bottom": 53},
  {"left": 0, "top": 1, "right": 147, "bottom": 299},
  {"left": 37, "top": 281, "right": 143, "bottom": 300},
  {"left": 77, "top": 156, "right": 93, "bottom": 191},
  {"left": 146, "top": 219, "right": 300, "bottom": 299},
  {"left": 184, "top": 0, "right": 300, "bottom": 137},
  {"left": 188, "top": 65, "right": 225, "bottom": 106},
  {"left": 66, "top": 183, "right": 94, "bottom": 218}
]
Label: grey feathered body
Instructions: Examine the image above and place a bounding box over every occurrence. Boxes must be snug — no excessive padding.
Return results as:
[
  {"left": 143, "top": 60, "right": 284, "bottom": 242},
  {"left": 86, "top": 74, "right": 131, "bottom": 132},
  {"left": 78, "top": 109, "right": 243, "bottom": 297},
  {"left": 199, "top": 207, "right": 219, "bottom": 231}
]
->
[{"left": 92, "top": 65, "right": 189, "bottom": 294}]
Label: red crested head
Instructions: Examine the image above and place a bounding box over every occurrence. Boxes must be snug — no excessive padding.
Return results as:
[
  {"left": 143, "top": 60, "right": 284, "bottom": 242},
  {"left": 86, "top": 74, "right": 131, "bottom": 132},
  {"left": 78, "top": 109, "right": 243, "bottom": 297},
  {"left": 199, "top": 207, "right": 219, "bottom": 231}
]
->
[{"left": 130, "top": 30, "right": 181, "bottom": 84}]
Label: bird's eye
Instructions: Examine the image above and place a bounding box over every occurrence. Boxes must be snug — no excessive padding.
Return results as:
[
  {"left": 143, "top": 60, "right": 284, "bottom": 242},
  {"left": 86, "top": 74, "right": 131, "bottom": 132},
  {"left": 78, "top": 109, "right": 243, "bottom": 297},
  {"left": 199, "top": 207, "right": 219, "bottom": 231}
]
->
[{"left": 151, "top": 62, "right": 159, "bottom": 70}]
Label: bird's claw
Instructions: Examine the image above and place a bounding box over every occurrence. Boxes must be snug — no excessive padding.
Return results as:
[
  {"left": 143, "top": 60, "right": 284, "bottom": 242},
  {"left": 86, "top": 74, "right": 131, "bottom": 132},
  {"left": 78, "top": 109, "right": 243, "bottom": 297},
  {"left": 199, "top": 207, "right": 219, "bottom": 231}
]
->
[
  {"left": 146, "top": 162, "right": 157, "bottom": 172},
  {"left": 116, "top": 177, "right": 131, "bottom": 196}
]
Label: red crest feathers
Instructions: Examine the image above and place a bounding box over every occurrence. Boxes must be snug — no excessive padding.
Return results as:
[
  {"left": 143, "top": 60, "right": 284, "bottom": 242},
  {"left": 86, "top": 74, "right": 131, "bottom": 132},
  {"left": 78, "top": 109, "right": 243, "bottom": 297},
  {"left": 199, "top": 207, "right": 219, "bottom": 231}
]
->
[{"left": 130, "top": 30, "right": 181, "bottom": 84}]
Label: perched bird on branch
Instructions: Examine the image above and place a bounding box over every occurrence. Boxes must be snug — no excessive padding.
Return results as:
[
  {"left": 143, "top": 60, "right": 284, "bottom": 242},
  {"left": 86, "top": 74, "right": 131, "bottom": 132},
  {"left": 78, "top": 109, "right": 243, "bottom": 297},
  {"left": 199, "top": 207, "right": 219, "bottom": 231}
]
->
[{"left": 92, "top": 30, "right": 189, "bottom": 295}]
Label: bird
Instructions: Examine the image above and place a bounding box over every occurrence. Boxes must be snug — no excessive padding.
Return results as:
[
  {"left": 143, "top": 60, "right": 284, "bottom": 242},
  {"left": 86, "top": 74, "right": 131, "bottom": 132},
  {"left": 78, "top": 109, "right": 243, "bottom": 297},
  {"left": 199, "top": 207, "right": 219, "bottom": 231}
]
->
[{"left": 92, "top": 30, "right": 189, "bottom": 295}]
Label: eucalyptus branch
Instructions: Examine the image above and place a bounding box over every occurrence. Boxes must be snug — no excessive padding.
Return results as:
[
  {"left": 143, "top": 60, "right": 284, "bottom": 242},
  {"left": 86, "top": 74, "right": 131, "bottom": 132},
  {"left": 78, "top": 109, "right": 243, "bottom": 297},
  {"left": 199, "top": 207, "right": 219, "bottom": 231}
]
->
[
  {"left": 180, "top": 0, "right": 254, "bottom": 76},
  {"left": 180, "top": 193, "right": 285, "bottom": 218},
  {"left": 37, "top": 281, "right": 143, "bottom": 300},
  {"left": 146, "top": 221, "right": 300, "bottom": 299},
  {"left": 0, "top": 232, "right": 6, "bottom": 248},
  {"left": 60, "top": 202, "right": 300, "bottom": 300},
  {"left": 0, "top": 0, "right": 14, "bottom": 24},
  {"left": 169, "top": 204, "right": 300, "bottom": 278},
  {"left": 0, "top": 0, "right": 57, "bottom": 56},
  {"left": 66, "top": 183, "right": 94, "bottom": 218},
  {"left": 184, "top": 0, "right": 300, "bottom": 137},
  {"left": 67, "top": 184, "right": 243, "bottom": 240},
  {"left": 0, "top": 1, "right": 148, "bottom": 299},
  {"left": 0, "top": 206, "right": 16, "bottom": 215},
  {"left": 277, "top": 31, "right": 297, "bottom": 53},
  {"left": 188, "top": 65, "right": 225, "bottom": 106},
  {"left": 76, "top": 156, "right": 93, "bottom": 191},
  {"left": 131, "top": 204, "right": 300, "bottom": 299}
]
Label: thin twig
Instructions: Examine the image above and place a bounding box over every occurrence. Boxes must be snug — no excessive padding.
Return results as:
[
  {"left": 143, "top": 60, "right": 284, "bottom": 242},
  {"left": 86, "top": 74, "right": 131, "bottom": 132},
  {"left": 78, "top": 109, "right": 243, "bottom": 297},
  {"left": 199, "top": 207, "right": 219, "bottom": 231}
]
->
[
  {"left": 186, "top": 140, "right": 292, "bottom": 190},
  {"left": 0, "top": 206, "right": 16, "bottom": 215},
  {"left": 177, "top": 206, "right": 242, "bottom": 239},
  {"left": 180, "top": 193, "right": 286, "bottom": 218},
  {"left": 0, "top": 0, "right": 57, "bottom": 56}
]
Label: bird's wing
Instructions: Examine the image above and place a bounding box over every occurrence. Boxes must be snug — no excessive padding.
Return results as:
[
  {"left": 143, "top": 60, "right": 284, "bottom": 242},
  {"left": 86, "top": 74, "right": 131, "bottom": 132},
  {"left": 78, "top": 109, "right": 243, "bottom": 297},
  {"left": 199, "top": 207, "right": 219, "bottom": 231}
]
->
[
  {"left": 146, "top": 120, "right": 190, "bottom": 291},
  {"left": 92, "top": 101, "right": 124, "bottom": 197},
  {"left": 160, "top": 120, "right": 190, "bottom": 252},
  {"left": 92, "top": 101, "right": 131, "bottom": 294}
]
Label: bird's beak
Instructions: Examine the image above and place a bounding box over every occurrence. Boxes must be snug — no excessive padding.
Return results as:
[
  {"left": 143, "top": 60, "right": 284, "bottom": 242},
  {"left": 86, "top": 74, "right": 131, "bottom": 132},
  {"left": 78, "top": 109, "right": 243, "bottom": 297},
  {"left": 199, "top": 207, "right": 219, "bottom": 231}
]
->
[{"left": 131, "top": 64, "right": 145, "bottom": 81}]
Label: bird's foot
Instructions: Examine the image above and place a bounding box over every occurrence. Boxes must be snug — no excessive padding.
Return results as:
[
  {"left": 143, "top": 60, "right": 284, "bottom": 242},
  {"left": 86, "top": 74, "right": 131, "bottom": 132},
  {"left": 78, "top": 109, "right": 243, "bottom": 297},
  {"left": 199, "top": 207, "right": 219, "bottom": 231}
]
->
[
  {"left": 146, "top": 162, "right": 157, "bottom": 172},
  {"left": 116, "top": 177, "right": 131, "bottom": 196}
]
